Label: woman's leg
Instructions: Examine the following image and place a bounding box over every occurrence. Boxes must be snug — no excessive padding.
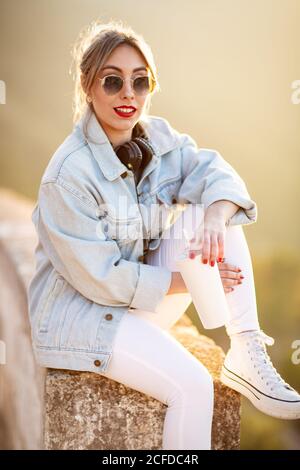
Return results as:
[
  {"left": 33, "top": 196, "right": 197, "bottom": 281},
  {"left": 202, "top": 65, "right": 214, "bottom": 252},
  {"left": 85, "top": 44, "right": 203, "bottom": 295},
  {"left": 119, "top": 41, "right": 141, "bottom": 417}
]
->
[
  {"left": 102, "top": 312, "right": 214, "bottom": 450},
  {"left": 222, "top": 224, "right": 261, "bottom": 336},
  {"left": 134, "top": 204, "right": 195, "bottom": 330},
  {"left": 142, "top": 207, "right": 261, "bottom": 335},
  {"left": 134, "top": 205, "right": 300, "bottom": 421},
  {"left": 101, "top": 205, "right": 214, "bottom": 449},
  {"left": 219, "top": 228, "right": 300, "bottom": 420}
]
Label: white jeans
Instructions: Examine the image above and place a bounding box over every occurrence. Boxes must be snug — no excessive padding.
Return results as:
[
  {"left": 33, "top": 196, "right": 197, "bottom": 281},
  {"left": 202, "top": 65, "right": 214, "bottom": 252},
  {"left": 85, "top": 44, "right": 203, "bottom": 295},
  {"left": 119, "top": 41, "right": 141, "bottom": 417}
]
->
[{"left": 102, "top": 205, "right": 261, "bottom": 450}]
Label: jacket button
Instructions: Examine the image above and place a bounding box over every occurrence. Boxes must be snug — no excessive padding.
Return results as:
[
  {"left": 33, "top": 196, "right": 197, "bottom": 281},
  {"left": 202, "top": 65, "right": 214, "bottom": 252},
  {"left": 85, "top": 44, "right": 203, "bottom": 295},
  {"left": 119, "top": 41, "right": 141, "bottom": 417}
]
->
[
  {"left": 94, "top": 360, "right": 101, "bottom": 367},
  {"left": 121, "top": 171, "right": 127, "bottom": 178},
  {"left": 105, "top": 313, "right": 113, "bottom": 321}
]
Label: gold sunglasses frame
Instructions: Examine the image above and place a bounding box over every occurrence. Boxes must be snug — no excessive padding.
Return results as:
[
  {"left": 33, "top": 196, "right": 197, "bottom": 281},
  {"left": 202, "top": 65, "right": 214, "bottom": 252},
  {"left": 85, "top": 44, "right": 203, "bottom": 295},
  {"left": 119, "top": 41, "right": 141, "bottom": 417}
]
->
[{"left": 97, "top": 73, "right": 156, "bottom": 95}]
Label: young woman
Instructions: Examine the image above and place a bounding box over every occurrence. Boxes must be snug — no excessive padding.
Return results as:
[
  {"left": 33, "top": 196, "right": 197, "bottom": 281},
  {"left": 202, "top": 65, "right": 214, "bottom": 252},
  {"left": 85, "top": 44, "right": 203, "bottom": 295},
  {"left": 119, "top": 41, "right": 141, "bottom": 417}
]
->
[{"left": 27, "top": 20, "right": 300, "bottom": 450}]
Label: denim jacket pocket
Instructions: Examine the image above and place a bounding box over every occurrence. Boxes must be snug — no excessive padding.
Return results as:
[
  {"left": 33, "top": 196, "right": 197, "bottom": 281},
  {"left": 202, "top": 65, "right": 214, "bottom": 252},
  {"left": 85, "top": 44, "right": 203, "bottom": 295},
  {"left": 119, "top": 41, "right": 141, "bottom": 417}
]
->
[
  {"left": 109, "top": 218, "right": 143, "bottom": 246},
  {"left": 155, "top": 175, "right": 182, "bottom": 206},
  {"left": 38, "top": 276, "right": 65, "bottom": 333}
]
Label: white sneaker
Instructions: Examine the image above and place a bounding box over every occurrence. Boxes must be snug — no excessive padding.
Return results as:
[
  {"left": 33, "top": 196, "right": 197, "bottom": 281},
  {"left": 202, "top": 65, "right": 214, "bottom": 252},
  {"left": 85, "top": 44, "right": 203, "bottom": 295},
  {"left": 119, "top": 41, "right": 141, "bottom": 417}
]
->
[{"left": 220, "top": 329, "right": 300, "bottom": 419}]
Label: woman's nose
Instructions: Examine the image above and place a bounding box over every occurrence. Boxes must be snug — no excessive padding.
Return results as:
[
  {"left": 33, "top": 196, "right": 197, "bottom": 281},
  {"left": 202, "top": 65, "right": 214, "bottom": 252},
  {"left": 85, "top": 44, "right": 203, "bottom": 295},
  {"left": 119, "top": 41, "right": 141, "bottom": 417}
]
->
[{"left": 121, "top": 78, "right": 135, "bottom": 99}]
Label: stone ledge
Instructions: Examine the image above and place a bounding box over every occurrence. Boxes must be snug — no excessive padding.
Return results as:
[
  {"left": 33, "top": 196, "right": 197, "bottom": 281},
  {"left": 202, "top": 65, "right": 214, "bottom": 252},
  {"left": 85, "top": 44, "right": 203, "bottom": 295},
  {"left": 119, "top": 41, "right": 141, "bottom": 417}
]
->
[
  {"left": 0, "top": 188, "right": 240, "bottom": 450},
  {"left": 0, "top": 188, "right": 44, "bottom": 449},
  {"left": 44, "top": 315, "right": 240, "bottom": 450}
]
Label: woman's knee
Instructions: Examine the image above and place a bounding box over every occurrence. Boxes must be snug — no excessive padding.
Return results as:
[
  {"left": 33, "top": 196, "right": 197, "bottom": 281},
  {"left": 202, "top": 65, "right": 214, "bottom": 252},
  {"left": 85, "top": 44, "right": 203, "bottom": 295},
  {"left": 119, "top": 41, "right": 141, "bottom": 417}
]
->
[
  {"left": 225, "top": 224, "right": 246, "bottom": 246},
  {"left": 168, "top": 361, "right": 214, "bottom": 406},
  {"left": 189, "top": 364, "right": 214, "bottom": 397}
]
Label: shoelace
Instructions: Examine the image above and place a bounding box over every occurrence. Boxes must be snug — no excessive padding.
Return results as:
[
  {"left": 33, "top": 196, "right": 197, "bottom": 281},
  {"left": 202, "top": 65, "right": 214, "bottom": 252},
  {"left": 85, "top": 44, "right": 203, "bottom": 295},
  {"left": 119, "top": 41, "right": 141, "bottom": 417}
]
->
[{"left": 247, "top": 330, "right": 295, "bottom": 392}]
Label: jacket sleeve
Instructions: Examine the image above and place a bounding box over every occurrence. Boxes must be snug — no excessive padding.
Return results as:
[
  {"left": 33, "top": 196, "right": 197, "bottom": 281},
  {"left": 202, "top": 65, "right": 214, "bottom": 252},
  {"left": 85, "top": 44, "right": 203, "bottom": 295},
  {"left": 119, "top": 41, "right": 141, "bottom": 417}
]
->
[
  {"left": 176, "top": 132, "right": 258, "bottom": 226},
  {"left": 36, "top": 179, "right": 172, "bottom": 311}
]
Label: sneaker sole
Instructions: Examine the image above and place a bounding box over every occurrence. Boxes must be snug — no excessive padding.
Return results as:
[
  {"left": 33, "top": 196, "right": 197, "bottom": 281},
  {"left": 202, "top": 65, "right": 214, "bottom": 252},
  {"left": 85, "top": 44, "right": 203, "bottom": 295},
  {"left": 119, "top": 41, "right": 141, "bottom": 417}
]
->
[{"left": 220, "top": 365, "right": 300, "bottom": 420}]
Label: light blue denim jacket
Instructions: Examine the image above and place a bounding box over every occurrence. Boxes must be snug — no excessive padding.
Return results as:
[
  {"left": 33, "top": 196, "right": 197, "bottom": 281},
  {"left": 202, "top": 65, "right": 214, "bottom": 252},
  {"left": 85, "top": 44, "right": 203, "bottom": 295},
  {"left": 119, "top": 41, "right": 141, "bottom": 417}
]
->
[{"left": 27, "top": 108, "right": 257, "bottom": 373}]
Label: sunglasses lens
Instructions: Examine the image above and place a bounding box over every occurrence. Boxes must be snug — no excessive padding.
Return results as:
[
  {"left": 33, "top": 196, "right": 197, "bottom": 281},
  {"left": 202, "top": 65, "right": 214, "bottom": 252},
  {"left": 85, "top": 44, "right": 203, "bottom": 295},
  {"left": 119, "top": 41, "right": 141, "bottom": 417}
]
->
[
  {"left": 103, "top": 76, "right": 123, "bottom": 95},
  {"left": 101, "top": 75, "right": 154, "bottom": 95},
  {"left": 133, "top": 76, "right": 152, "bottom": 95}
]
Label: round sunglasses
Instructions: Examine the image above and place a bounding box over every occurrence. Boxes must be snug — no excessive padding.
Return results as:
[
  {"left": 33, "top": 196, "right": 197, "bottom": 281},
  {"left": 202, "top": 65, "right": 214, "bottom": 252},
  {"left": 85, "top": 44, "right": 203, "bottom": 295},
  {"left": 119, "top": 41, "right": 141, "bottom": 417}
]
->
[{"left": 98, "top": 74, "right": 155, "bottom": 96}]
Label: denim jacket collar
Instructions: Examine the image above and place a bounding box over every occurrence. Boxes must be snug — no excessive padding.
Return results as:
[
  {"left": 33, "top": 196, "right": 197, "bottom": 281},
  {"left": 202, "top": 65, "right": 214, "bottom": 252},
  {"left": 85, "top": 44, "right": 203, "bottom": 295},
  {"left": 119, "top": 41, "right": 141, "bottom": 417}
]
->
[{"left": 74, "top": 107, "right": 179, "bottom": 181}]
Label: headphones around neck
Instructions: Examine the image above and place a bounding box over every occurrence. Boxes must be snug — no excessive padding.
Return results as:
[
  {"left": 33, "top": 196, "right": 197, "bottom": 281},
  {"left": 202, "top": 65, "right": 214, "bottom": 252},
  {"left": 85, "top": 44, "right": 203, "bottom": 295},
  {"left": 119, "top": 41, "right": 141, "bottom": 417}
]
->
[{"left": 113, "top": 137, "right": 155, "bottom": 174}]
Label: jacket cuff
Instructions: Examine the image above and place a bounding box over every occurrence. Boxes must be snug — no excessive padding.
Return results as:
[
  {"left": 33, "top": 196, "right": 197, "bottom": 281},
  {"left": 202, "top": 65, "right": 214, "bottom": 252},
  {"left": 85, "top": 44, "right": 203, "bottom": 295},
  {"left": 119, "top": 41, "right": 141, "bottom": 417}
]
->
[{"left": 129, "top": 264, "right": 172, "bottom": 312}]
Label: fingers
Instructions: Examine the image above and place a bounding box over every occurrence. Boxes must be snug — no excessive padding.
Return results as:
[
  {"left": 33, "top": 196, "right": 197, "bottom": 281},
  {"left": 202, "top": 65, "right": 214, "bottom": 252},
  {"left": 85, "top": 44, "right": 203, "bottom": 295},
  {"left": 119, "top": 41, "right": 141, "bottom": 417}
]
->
[
  {"left": 209, "top": 232, "right": 218, "bottom": 266},
  {"left": 218, "top": 263, "right": 242, "bottom": 278},
  {"left": 220, "top": 271, "right": 242, "bottom": 280},
  {"left": 222, "top": 277, "right": 243, "bottom": 287},
  {"left": 220, "top": 262, "right": 243, "bottom": 279},
  {"left": 200, "top": 230, "right": 211, "bottom": 264},
  {"left": 224, "top": 286, "right": 234, "bottom": 294},
  {"left": 188, "top": 236, "right": 203, "bottom": 260},
  {"left": 200, "top": 229, "right": 226, "bottom": 266},
  {"left": 217, "top": 231, "right": 225, "bottom": 263},
  {"left": 220, "top": 262, "right": 244, "bottom": 292},
  {"left": 218, "top": 261, "right": 241, "bottom": 270}
]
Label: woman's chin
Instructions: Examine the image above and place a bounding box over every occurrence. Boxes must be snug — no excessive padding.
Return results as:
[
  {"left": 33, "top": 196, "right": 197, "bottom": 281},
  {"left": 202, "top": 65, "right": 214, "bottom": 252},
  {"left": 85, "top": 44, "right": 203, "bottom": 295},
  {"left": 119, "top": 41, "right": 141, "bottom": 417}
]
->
[{"left": 111, "top": 117, "right": 137, "bottom": 130}]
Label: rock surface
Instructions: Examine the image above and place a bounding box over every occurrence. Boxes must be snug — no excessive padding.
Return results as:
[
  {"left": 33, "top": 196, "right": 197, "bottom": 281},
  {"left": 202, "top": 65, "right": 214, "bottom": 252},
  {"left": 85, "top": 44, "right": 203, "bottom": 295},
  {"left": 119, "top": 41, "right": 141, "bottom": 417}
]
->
[
  {"left": 45, "top": 316, "right": 240, "bottom": 450},
  {"left": 0, "top": 187, "right": 241, "bottom": 450},
  {"left": 0, "top": 188, "right": 44, "bottom": 449}
]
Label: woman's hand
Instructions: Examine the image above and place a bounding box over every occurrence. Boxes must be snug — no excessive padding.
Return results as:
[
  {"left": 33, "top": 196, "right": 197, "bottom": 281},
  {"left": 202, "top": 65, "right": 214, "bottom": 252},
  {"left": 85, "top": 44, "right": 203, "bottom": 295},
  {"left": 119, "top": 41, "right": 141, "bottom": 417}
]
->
[
  {"left": 217, "top": 260, "right": 244, "bottom": 294},
  {"left": 188, "top": 200, "right": 240, "bottom": 266},
  {"left": 188, "top": 211, "right": 227, "bottom": 266}
]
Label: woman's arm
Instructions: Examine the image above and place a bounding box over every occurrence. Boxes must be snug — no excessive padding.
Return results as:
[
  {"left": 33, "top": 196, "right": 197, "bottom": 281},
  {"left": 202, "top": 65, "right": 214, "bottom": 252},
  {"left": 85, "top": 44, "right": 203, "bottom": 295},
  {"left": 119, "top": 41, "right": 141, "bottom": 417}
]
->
[
  {"left": 206, "top": 200, "right": 240, "bottom": 224},
  {"left": 169, "top": 130, "right": 257, "bottom": 265},
  {"left": 166, "top": 272, "right": 188, "bottom": 295},
  {"left": 174, "top": 131, "right": 257, "bottom": 227},
  {"left": 37, "top": 179, "right": 172, "bottom": 311}
]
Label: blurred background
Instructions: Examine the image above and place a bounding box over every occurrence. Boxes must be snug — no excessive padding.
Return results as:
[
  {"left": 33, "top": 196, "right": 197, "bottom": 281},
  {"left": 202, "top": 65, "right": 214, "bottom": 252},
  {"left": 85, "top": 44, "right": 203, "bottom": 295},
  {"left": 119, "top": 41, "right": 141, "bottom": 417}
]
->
[{"left": 0, "top": 0, "right": 299, "bottom": 449}]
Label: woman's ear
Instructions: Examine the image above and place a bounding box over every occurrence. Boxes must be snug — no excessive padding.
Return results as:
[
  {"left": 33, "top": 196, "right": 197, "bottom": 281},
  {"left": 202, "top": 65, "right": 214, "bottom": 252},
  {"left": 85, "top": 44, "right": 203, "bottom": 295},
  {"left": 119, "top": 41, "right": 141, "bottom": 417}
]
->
[{"left": 81, "top": 74, "right": 92, "bottom": 103}]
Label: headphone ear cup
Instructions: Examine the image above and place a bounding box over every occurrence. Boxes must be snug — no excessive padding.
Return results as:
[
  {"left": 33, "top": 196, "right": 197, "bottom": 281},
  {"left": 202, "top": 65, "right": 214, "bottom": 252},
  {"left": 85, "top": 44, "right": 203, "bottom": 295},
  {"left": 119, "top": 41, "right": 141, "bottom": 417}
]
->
[
  {"left": 114, "top": 142, "right": 131, "bottom": 165},
  {"left": 132, "top": 137, "right": 154, "bottom": 167},
  {"left": 128, "top": 141, "right": 143, "bottom": 171},
  {"left": 115, "top": 141, "right": 143, "bottom": 172}
]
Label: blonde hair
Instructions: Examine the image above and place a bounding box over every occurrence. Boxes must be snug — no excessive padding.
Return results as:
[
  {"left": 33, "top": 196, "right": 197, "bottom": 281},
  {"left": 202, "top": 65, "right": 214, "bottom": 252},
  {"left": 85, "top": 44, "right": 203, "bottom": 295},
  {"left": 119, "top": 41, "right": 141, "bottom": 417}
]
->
[{"left": 70, "top": 19, "right": 161, "bottom": 138}]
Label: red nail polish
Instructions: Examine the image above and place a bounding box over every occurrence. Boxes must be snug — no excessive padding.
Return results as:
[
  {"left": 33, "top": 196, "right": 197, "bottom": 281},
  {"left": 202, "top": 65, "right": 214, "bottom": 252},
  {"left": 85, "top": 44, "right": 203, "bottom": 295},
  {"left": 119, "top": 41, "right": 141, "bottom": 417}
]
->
[
  {"left": 210, "top": 261, "right": 215, "bottom": 267},
  {"left": 218, "top": 258, "right": 222, "bottom": 262},
  {"left": 189, "top": 252, "right": 195, "bottom": 259},
  {"left": 203, "top": 259, "right": 208, "bottom": 264},
  {"left": 240, "top": 275, "right": 244, "bottom": 279}
]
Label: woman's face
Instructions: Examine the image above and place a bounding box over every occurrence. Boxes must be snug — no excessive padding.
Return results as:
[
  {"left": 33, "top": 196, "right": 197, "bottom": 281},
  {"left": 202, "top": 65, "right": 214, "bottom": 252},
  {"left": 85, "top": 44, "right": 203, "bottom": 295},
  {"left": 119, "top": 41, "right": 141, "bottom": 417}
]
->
[{"left": 89, "top": 44, "right": 151, "bottom": 147}]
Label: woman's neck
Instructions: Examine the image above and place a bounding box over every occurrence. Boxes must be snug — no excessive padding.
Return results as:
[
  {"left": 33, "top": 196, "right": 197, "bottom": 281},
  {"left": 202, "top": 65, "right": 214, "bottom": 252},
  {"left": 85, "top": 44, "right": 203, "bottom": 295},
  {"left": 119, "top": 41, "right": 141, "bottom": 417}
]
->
[
  {"left": 109, "top": 131, "right": 133, "bottom": 149},
  {"left": 103, "top": 124, "right": 133, "bottom": 149}
]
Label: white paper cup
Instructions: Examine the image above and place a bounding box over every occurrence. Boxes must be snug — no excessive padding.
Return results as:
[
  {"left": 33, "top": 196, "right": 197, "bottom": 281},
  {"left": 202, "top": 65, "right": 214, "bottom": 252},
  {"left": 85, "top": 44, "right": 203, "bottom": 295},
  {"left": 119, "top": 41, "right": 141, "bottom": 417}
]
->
[{"left": 175, "top": 252, "right": 230, "bottom": 329}]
